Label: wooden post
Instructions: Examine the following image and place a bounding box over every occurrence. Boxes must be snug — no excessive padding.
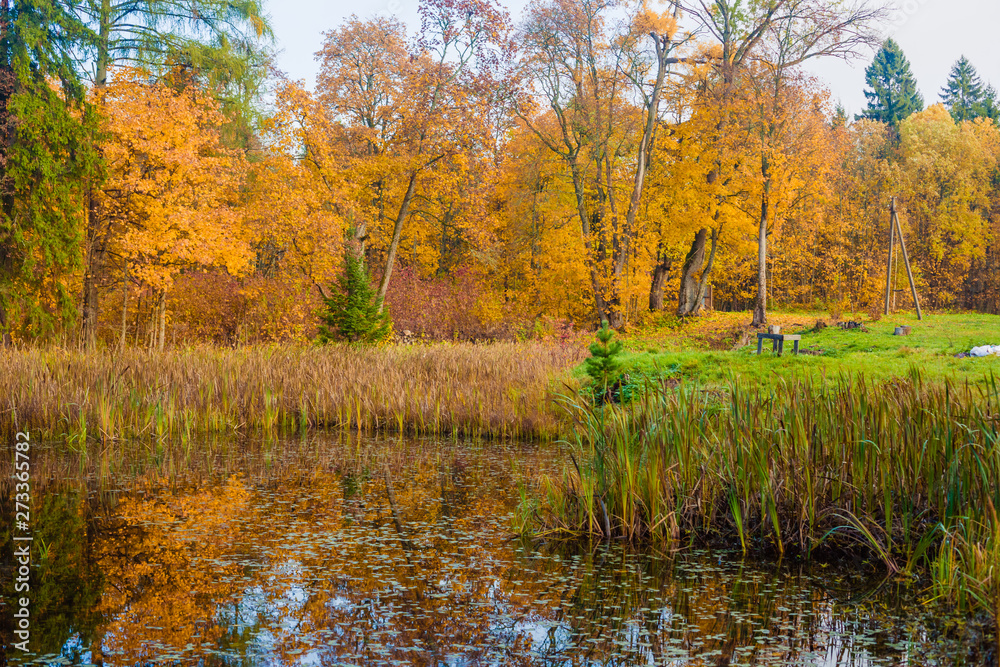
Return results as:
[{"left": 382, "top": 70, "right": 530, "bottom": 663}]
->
[
  {"left": 892, "top": 198, "right": 923, "bottom": 320},
  {"left": 883, "top": 198, "right": 896, "bottom": 315}
]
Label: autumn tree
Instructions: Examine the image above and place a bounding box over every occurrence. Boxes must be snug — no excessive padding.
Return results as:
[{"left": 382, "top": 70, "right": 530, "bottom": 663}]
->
[
  {"left": 493, "top": 119, "right": 595, "bottom": 323},
  {"left": 651, "top": 64, "right": 752, "bottom": 317},
  {"left": 639, "top": 81, "right": 741, "bottom": 317},
  {"left": 79, "top": 0, "right": 272, "bottom": 347},
  {"left": 97, "top": 67, "right": 252, "bottom": 350},
  {"left": 898, "top": 104, "right": 1000, "bottom": 308},
  {"left": 517, "top": 0, "right": 686, "bottom": 328},
  {"left": 304, "top": 0, "right": 512, "bottom": 313},
  {"left": 778, "top": 117, "right": 898, "bottom": 314},
  {"left": 683, "top": 0, "right": 885, "bottom": 325}
]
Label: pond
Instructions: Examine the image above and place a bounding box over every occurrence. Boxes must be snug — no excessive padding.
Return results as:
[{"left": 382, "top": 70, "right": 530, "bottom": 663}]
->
[{"left": 0, "top": 435, "right": 986, "bottom": 665}]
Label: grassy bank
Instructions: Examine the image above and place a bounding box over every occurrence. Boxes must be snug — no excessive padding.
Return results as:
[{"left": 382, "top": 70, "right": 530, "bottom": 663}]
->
[
  {"left": 522, "top": 372, "right": 1000, "bottom": 618},
  {"left": 1, "top": 343, "right": 583, "bottom": 444},
  {"left": 612, "top": 311, "right": 1000, "bottom": 388}
]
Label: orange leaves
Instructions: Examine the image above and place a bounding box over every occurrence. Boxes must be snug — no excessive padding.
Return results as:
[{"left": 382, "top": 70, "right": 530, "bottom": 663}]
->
[
  {"left": 97, "top": 67, "right": 252, "bottom": 293},
  {"left": 315, "top": 15, "right": 409, "bottom": 150},
  {"left": 277, "top": 7, "right": 513, "bottom": 313},
  {"left": 632, "top": 0, "right": 678, "bottom": 38},
  {"left": 93, "top": 476, "right": 252, "bottom": 660}
]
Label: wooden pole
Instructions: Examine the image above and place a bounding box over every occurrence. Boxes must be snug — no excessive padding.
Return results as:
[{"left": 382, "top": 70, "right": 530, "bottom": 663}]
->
[
  {"left": 892, "top": 198, "right": 923, "bottom": 320},
  {"left": 891, "top": 232, "right": 898, "bottom": 311},
  {"left": 883, "top": 198, "right": 896, "bottom": 316}
]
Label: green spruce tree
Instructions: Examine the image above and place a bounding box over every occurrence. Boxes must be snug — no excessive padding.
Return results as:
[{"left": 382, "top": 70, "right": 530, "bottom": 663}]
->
[
  {"left": 857, "top": 38, "right": 923, "bottom": 128},
  {"left": 833, "top": 102, "right": 848, "bottom": 128},
  {"left": 584, "top": 321, "right": 624, "bottom": 403},
  {"left": 0, "top": 0, "right": 100, "bottom": 343},
  {"left": 940, "top": 56, "right": 985, "bottom": 122},
  {"left": 318, "top": 248, "right": 391, "bottom": 345},
  {"left": 980, "top": 84, "right": 1000, "bottom": 123}
]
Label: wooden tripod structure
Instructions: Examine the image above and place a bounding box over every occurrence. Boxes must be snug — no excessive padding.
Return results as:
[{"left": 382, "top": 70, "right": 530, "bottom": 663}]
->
[{"left": 883, "top": 197, "right": 923, "bottom": 319}]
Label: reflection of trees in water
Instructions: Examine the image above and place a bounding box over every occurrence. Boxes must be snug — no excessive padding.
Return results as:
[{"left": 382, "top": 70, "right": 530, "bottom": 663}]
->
[
  {"left": 88, "top": 477, "right": 257, "bottom": 663},
  {"left": 0, "top": 491, "right": 103, "bottom": 661},
  {"left": 1, "top": 438, "right": 959, "bottom": 665}
]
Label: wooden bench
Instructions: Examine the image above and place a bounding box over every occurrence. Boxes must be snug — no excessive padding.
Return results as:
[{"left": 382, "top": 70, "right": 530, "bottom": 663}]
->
[{"left": 756, "top": 333, "right": 801, "bottom": 356}]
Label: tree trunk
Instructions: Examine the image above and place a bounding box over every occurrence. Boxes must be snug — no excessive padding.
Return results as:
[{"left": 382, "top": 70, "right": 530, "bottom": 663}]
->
[
  {"left": 677, "top": 229, "right": 708, "bottom": 316},
  {"left": 648, "top": 245, "right": 672, "bottom": 311},
  {"left": 376, "top": 170, "right": 418, "bottom": 310},
  {"left": 81, "top": 0, "right": 112, "bottom": 348},
  {"left": 0, "top": 298, "right": 11, "bottom": 347},
  {"left": 119, "top": 262, "right": 128, "bottom": 350},
  {"left": 156, "top": 290, "right": 166, "bottom": 351},
  {"left": 602, "top": 297, "right": 625, "bottom": 329},
  {"left": 752, "top": 160, "right": 771, "bottom": 327},
  {"left": 693, "top": 227, "right": 719, "bottom": 312},
  {"left": 84, "top": 0, "right": 113, "bottom": 344},
  {"left": 613, "top": 33, "right": 667, "bottom": 281},
  {"left": 133, "top": 292, "right": 142, "bottom": 346},
  {"left": 348, "top": 210, "right": 367, "bottom": 260},
  {"left": 81, "top": 204, "right": 109, "bottom": 349}
]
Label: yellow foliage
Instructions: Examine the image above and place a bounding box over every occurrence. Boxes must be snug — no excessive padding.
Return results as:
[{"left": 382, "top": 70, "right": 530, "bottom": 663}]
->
[{"left": 98, "top": 67, "right": 252, "bottom": 294}]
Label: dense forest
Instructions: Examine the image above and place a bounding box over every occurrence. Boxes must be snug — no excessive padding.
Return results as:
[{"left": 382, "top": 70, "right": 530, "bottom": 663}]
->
[{"left": 2, "top": 0, "right": 998, "bottom": 347}]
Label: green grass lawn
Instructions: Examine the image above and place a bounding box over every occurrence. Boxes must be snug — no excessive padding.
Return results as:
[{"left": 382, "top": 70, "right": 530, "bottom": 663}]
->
[{"left": 603, "top": 311, "right": 1000, "bottom": 388}]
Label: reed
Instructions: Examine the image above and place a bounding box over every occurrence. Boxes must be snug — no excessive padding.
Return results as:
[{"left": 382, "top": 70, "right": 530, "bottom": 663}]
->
[
  {"left": 0, "top": 343, "right": 583, "bottom": 444},
  {"left": 524, "top": 371, "right": 1000, "bottom": 618}
]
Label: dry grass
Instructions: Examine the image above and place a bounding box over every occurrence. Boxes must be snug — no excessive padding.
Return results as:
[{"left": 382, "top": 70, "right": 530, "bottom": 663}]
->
[{"left": 0, "top": 343, "right": 584, "bottom": 445}]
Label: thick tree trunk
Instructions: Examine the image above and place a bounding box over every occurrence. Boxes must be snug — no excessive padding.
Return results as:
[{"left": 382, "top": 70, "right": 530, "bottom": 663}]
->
[
  {"left": 693, "top": 228, "right": 719, "bottom": 311},
  {"left": 752, "top": 160, "right": 771, "bottom": 327},
  {"left": 677, "top": 227, "right": 721, "bottom": 316},
  {"left": 677, "top": 229, "right": 707, "bottom": 316},
  {"left": 648, "top": 247, "right": 672, "bottom": 311},
  {"left": 348, "top": 211, "right": 367, "bottom": 260},
  {"left": 602, "top": 297, "right": 625, "bottom": 329}
]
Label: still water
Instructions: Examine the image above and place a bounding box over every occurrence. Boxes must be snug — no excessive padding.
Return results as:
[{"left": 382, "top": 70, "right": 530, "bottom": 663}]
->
[{"left": 0, "top": 436, "right": 983, "bottom": 666}]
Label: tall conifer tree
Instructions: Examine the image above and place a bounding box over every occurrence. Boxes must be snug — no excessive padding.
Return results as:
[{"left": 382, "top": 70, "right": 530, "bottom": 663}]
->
[
  {"left": 0, "top": 0, "right": 98, "bottom": 343},
  {"left": 857, "top": 38, "right": 923, "bottom": 128},
  {"left": 940, "top": 56, "right": 999, "bottom": 123}
]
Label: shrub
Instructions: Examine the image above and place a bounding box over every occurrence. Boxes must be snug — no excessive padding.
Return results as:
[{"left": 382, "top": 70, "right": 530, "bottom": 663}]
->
[{"left": 383, "top": 266, "right": 520, "bottom": 341}]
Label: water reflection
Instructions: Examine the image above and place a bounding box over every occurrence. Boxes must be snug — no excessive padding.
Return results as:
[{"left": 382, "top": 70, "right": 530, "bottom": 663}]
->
[{"left": 0, "top": 437, "right": 977, "bottom": 665}]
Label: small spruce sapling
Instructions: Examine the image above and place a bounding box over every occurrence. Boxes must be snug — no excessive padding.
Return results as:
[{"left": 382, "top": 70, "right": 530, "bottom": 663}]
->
[
  {"left": 318, "top": 249, "right": 391, "bottom": 345},
  {"left": 585, "top": 321, "right": 624, "bottom": 403}
]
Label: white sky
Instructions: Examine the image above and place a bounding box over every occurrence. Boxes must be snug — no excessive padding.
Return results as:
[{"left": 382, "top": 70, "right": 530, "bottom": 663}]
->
[{"left": 266, "top": 0, "right": 1000, "bottom": 118}]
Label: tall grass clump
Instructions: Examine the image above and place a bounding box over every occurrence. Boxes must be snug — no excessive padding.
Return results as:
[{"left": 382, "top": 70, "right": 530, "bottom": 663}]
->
[
  {"left": 525, "top": 371, "right": 1000, "bottom": 619},
  {"left": 0, "top": 343, "right": 583, "bottom": 445}
]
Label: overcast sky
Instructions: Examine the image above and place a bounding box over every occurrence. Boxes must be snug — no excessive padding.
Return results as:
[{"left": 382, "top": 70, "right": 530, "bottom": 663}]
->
[{"left": 266, "top": 0, "right": 1000, "bottom": 117}]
